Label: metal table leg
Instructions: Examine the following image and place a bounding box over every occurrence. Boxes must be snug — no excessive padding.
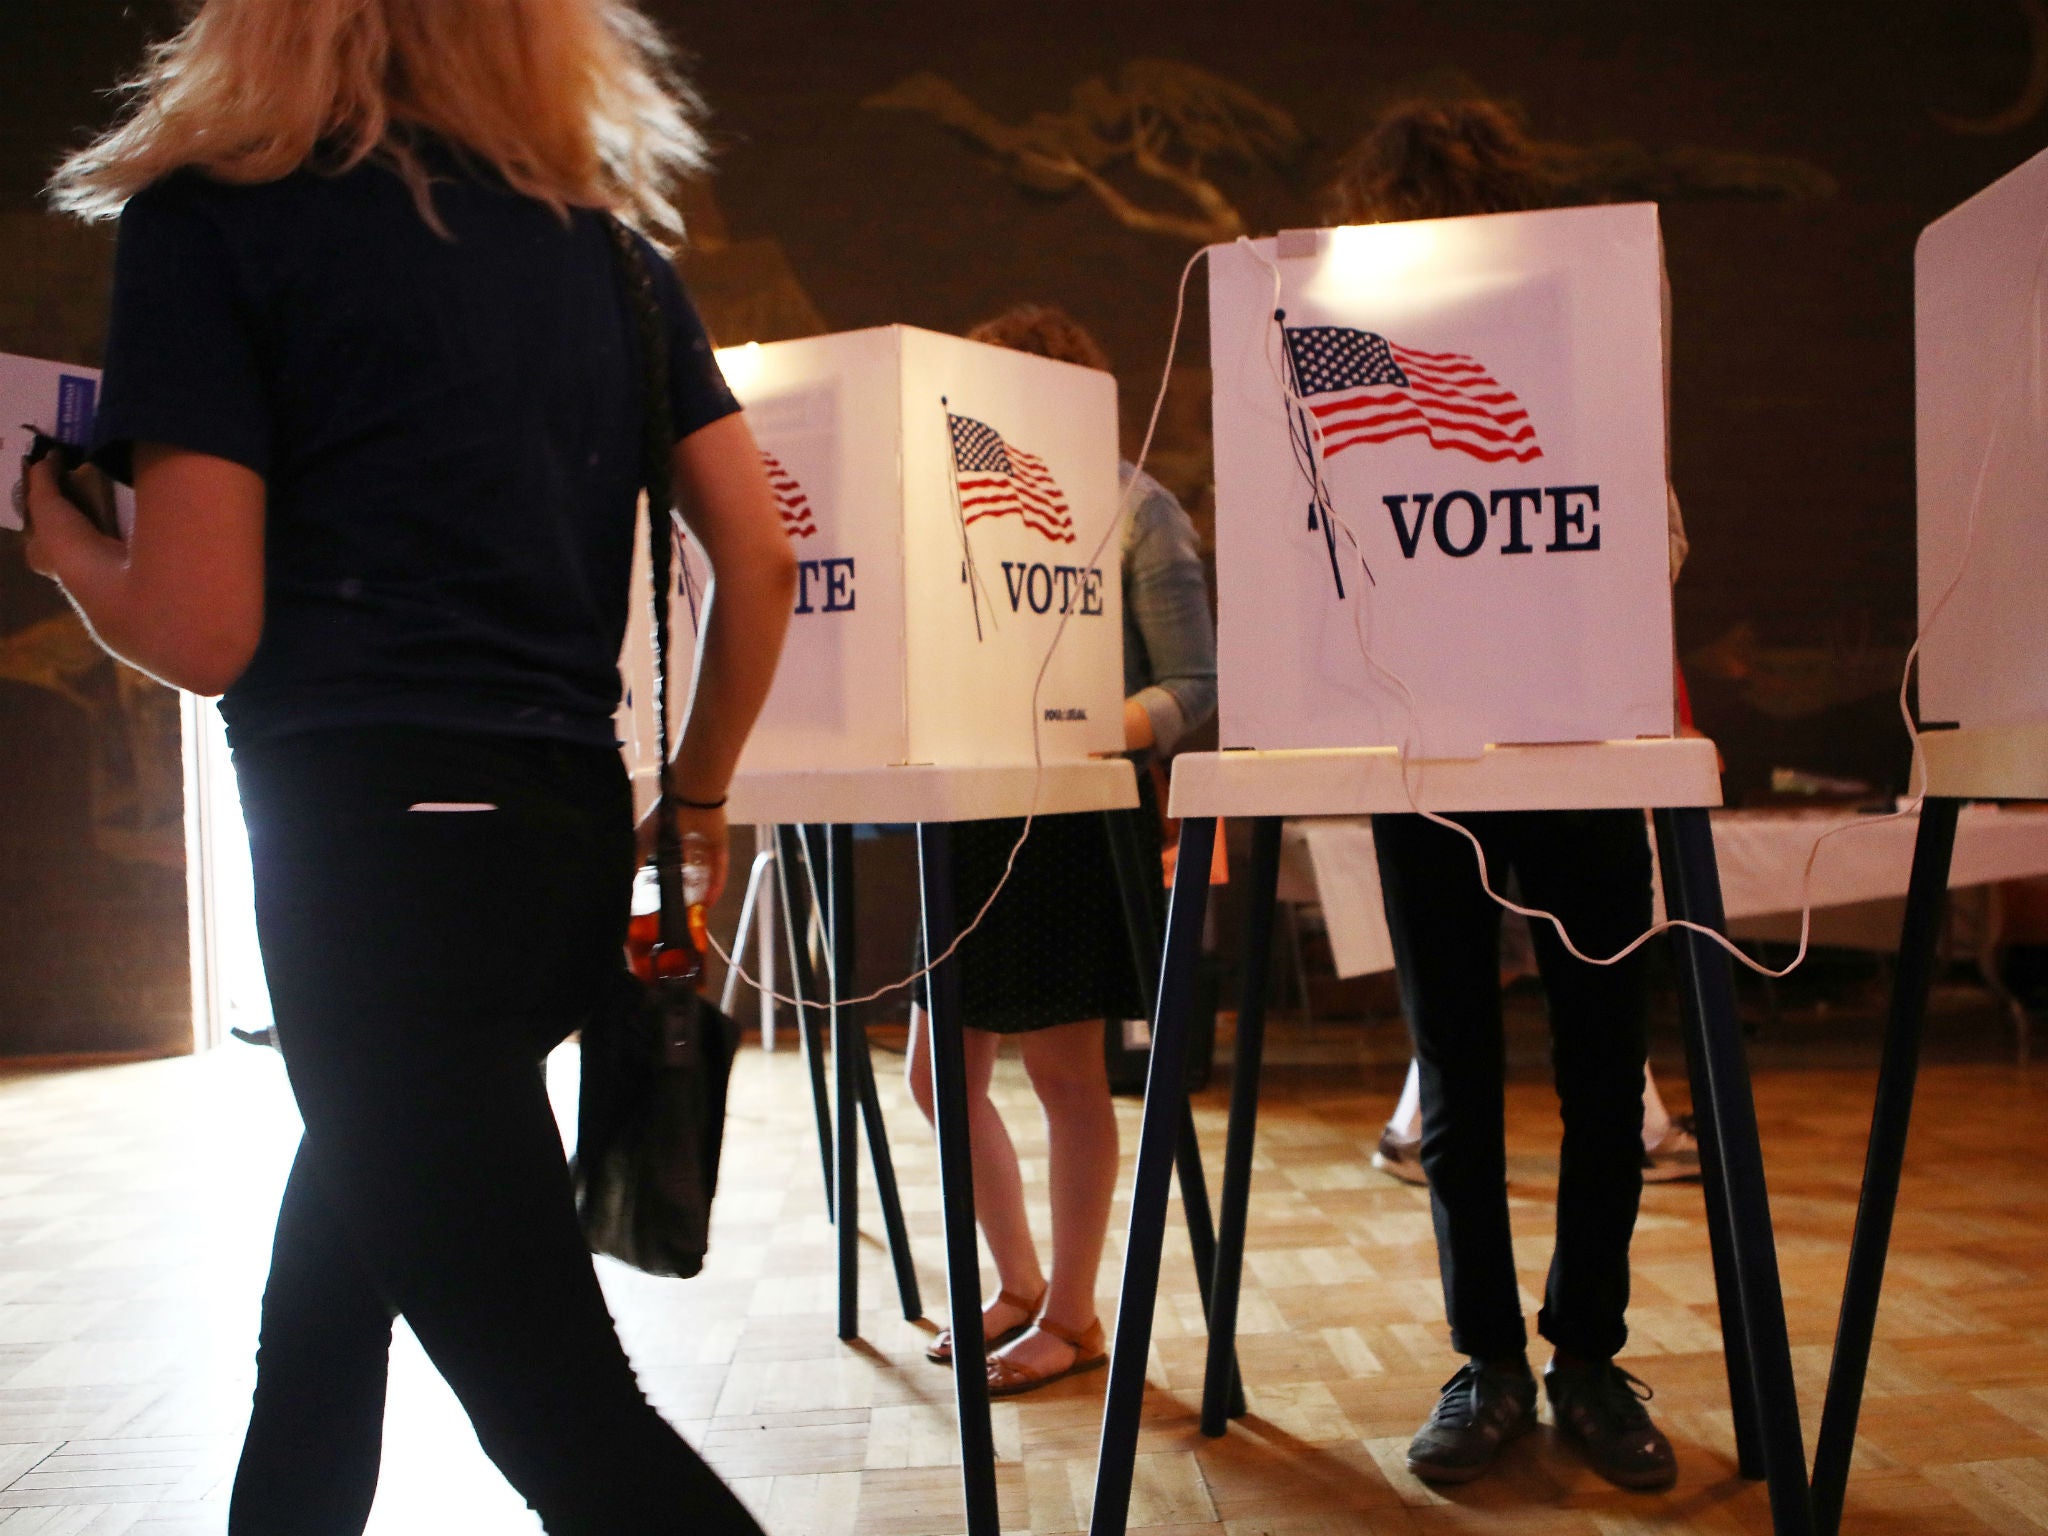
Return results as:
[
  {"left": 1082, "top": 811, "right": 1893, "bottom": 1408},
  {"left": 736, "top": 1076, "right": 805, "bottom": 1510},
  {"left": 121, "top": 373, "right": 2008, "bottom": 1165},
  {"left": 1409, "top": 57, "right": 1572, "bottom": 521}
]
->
[
  {"left": 1811, "top": 797, "right": 1961, "bottom": 1536},
  {"left": 827, "top": 823, "right": 924, "bottom": 1324},
  {"left": 1659, "top": 825, "right": 1765, "bottom": 1481},
  {"left": 775, "top": 825, "right": 835, "bottom": 1215},
  {"left": 800, "top": 826, "right": 923, "bottom": 1330},
  {"left": 917, "top": 821, "right": 999, "bottom": 1536},
  {"left": 754, "top": 827, "right": 779, "bottom": 1051},
  {"left": 1089, "top": 818, "right": 1218, "bottom": 1536},
  {"left": 718, "top": 845, "right": 775, "bottom": 1040},
  {"left": 1201, "top": 814, "right": 1283, "bottom": 1436},
  {"left": 854, "top": 1002, "right": 924, "bottom": 1322},
  {"left": 1654, "top": 807, "right": 1815, "bottom": 1536},
  {"left": 1173, "top": 1103, "right": 1244, "bottom": 1419},
  {"left": 1102, "top": 808, "right": 1244, "bottom": 1418},
  {"left": 817, "top": 824, "right": 862, "bottom": 1341}
]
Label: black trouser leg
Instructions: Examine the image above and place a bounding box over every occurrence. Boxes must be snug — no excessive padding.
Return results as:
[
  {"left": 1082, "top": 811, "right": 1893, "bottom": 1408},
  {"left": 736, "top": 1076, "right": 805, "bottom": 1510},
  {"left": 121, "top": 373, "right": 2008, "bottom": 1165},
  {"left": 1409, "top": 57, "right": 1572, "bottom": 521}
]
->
[
  {"left": 229, "top": 1147, "right": 393, "bottom": 1536},
  {"left": 1515, "top": 811, "right": 1651, "bottom": 1362},
  {"left": 231, "top": 729, "right": 761, "bottom": 1536},
  {"left": 1375, "top": 810, "right": 1651, "bottom": 1365},
  {"left": 1372, "top": 812, "right": 1524, "bottom": 1362}
]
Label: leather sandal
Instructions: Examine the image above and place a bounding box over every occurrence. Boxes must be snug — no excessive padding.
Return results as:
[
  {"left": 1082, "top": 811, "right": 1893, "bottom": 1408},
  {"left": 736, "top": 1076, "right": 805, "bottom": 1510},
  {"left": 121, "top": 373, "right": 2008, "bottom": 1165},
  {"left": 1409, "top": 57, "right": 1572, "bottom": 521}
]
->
[
  {"left": 926, "top": 1285, "right": 1045, "bottom": 1366},
  {"left": 985, "top": 1315, "right": 1109, "bottom": 1398}
]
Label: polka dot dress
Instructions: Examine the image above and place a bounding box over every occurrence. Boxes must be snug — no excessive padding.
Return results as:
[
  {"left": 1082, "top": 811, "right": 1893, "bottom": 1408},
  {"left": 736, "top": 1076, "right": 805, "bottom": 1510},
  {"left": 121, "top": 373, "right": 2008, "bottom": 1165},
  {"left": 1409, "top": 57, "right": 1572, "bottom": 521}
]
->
[{"left": 923, "top": 785, "right": 1162, "bottom": 1035}]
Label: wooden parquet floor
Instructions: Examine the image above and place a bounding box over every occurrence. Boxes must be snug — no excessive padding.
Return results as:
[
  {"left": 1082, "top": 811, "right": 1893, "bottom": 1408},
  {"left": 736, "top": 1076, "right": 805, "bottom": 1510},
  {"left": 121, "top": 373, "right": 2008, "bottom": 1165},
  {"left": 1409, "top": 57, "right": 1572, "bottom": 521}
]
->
[{"left": 2, "top": 1028, "right": 2046, "bottom": 1534}]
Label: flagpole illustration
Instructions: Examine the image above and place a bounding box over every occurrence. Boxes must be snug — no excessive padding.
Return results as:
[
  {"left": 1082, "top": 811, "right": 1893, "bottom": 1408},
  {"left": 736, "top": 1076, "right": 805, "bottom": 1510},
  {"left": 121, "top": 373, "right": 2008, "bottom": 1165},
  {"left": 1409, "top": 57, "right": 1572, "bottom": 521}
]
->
[
  {"left": 942, "top": 396, "right": 989, "bottom": 643},
  {"left": 1277, "top": 309, "right": 1348, "bottom": 601}
]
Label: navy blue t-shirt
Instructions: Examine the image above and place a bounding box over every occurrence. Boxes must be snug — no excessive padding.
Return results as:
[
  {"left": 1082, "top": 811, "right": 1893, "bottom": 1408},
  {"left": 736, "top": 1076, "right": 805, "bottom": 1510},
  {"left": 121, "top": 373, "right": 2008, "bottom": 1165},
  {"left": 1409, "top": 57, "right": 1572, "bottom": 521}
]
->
[{"left": 91, "top": 149, "right": 740, "bottom": 748}]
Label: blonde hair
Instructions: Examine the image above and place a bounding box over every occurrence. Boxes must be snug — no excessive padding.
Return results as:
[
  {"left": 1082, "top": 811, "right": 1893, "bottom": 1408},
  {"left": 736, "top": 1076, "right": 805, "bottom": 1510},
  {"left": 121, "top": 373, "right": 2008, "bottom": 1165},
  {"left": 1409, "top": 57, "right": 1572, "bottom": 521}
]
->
[{"left": 48, "top": 0, "right": 707, "bottom": 243}]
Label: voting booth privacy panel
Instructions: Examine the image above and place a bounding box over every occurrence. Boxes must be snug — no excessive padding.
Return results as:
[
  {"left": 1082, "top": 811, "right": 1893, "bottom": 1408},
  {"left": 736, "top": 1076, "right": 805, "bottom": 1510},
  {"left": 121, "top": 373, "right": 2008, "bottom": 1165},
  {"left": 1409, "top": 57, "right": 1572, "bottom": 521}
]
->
[
  {"left": 0, "top": 353, "right": 133, "bottom": 535},
  {"left": 618, "top": 326, "right": 1125, "bottom": 796},
  {"left": 1917, "top": 144, "right": 2048, "bottom": 734},
  {"left": 1208, "top": 205, "right": 1675, "bottom": 760}
]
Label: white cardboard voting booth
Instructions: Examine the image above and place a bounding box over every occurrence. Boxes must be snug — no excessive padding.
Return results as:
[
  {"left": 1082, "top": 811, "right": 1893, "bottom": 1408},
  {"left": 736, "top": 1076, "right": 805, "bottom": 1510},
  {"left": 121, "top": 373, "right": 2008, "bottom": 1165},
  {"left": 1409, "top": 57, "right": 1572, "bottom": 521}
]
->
[
  {"left": 0, "top": 353, "right": 132, "bottom": 535},
  {"left": 1208, "top": 206, "right": 1674, "bottom": 759},
  {"left": 618, "top": 326, "right": 1125, "bottom": 802},
  {"left": 1917, "top": 144, "right": 2048, "bottom": 741}
]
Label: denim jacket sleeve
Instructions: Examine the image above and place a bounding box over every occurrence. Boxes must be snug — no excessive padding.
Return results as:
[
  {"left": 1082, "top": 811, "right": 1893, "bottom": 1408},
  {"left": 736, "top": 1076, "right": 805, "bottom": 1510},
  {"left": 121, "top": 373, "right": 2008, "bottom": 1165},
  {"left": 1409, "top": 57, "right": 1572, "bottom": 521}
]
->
[{"left": 1120, "top": 467, "right": 1217, "bottom": 757}]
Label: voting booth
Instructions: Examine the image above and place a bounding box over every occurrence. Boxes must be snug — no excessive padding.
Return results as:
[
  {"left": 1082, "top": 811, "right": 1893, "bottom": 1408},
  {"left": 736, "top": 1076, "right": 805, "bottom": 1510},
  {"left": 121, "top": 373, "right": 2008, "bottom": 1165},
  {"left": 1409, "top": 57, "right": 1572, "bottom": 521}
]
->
[
  {"left": 618, "top": 325, "right": 1125, "bottom": 799},
  {"left": 608, "top": 329, "right": 1137, "bottom": 1536},
  {"left": 1800, "top": 146, "right": 2048, "bottom": 1536},
  {"left": 0, "top": 353, "right": 131, "bottom": 535},
  {"left": 1208, "top": 206, "right": 1674, "bottom": 758},
  {"left": 1916, "top": 143, "right": 2048, "bottom": 750},
  {"left": 1089, "top": 211, "right": 1826, "bottom": 1536}
]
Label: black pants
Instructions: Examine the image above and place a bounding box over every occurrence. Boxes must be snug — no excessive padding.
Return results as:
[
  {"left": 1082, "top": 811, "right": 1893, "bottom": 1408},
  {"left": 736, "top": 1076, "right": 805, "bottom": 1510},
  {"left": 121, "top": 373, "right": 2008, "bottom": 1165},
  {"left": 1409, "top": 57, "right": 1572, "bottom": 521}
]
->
[
  {"left": 228, "top": 727, "right": 761, "bottom": 1536},
  {"left": 1373, "top": 809, "right": 1651, "bottom": 1364}
]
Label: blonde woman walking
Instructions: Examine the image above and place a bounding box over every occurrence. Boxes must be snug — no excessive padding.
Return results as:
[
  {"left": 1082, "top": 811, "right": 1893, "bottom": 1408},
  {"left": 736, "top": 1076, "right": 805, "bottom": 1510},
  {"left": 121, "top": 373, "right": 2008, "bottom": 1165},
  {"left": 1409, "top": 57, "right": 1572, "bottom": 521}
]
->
[{"left": 21, "top": 3, "right": 795, "bottom": 1530}]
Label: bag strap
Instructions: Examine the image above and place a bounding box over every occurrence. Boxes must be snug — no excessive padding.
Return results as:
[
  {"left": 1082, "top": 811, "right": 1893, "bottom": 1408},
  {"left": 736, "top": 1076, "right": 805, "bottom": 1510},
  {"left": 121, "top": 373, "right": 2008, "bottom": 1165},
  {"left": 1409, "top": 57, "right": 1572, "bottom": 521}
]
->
[{"left": 602, "top": 215, "right": 692, "bottom": 960}]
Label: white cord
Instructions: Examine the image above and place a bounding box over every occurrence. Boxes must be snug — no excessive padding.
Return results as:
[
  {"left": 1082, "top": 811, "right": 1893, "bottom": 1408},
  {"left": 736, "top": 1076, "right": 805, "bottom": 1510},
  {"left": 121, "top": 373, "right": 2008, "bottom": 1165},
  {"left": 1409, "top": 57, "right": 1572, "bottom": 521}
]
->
[
  {"left": 1236, "top": 226, "right": 2040, "bottom": 979},
  {"left": 706, "top": 247, "right": 1209, "bottom": 1010}
]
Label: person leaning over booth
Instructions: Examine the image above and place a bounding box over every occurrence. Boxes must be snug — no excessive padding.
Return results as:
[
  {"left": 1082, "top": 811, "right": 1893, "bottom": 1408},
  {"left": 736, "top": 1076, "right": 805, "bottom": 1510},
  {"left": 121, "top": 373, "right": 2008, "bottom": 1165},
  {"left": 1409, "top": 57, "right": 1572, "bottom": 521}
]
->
[
  {"left": 1327, "top": 99, "right": 1685, "bottom": 1493},
  {"left": 904, "top": 303, "right": 1218, "bottom": 1397},
  {"left": 15, "top": 2, "right": 795, "bottom": 1531}
]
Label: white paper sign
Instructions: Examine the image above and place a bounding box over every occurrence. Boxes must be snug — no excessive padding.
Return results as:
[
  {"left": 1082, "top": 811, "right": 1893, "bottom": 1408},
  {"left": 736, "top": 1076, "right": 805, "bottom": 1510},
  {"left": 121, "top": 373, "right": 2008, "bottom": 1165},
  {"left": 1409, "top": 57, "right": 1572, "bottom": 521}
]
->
[
  {"left": 1917, "top": 145, "right": 2048, "bottom": 731},
  {"left": 618, "top": 326, "right": 1124, "bottom": 793},
  {"left": 0, "top": 352, "right": 127, "bottom": 535},
  {"left": 1209, "top": 206, "right": 1674, "bottom": 758}
]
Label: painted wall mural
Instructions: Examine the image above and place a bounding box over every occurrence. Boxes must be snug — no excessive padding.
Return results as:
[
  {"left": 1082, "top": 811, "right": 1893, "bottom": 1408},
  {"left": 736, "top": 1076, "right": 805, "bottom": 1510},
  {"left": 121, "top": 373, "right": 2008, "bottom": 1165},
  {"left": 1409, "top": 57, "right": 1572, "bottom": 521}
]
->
[{"left": 2, "top": 0, "right": 2046, "bottom": 1052}]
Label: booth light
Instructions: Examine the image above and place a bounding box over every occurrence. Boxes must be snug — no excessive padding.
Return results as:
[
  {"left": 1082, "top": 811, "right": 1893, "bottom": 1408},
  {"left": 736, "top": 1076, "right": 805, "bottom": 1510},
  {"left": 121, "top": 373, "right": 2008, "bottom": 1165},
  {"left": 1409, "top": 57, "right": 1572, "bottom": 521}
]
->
[
  {"left": 1302, "top": 222, "right": 1447, "bottom": 308},
  {"left": 717, "top": 340, "right": 765, "bottom": 394}
]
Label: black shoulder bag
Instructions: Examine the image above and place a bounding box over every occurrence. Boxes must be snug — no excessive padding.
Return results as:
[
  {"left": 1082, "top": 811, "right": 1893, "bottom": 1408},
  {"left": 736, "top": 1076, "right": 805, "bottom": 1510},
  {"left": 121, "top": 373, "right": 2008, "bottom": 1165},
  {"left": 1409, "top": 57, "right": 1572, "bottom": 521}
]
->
[{"left": 571, "top": 218, "right": 742, "bottom": 1279}]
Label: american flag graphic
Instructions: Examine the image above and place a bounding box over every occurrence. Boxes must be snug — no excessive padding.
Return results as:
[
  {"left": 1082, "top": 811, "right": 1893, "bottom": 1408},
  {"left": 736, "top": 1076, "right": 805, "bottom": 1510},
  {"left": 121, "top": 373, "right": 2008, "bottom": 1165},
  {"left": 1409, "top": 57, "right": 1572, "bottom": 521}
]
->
[
  {"left": 1282, "top": 325, "right": 1542, "bottom": 465},
  {"left": 948, "top": 412, "right": 1076, "bottom": 544},
  {"left": 761, "top": 450, "right": 817, "bottom": 538}
]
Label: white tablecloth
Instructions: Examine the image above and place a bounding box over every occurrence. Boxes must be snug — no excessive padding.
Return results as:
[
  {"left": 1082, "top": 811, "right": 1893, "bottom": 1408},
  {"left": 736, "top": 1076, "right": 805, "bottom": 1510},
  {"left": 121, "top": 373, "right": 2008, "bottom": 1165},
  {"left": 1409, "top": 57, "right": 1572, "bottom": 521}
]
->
[{"left": 1291, "top": 805, "right": 2048, "bottom": 979}]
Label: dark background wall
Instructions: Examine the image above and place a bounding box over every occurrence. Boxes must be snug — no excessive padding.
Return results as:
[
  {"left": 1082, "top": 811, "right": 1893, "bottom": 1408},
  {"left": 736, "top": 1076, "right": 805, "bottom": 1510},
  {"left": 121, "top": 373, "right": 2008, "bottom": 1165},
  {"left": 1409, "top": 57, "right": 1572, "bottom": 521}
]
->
[{"left": 2, "top": 0, "right": 2043, "bottom": 1052}]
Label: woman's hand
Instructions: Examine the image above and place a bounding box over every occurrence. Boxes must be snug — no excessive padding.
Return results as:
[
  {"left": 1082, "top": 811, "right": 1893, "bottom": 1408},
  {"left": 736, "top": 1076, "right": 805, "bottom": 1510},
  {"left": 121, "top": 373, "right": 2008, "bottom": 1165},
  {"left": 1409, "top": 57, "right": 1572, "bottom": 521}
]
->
[
  {"left": 1122, "top": 695, "right": 1156, "bottom": 753},
  {"left": 13, "top": 443, "right": 264, "bottom": 696},
  {"left": 18, "top": 453, "right": 103, "bottom": 579},
  {"left": 634, "top": 797, "right": 730, "bottom": 909},
  {"left": 676, "top": 801, "right": 729, "bottom": 909}
]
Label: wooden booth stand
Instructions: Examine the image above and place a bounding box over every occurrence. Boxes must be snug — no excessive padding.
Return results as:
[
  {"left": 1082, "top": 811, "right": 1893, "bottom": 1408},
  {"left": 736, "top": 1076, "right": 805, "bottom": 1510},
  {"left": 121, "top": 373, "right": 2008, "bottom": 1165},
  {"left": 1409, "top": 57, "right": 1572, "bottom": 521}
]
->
[{"left": 1084, "top": 738, "right": 1826, "bottom": 1536}]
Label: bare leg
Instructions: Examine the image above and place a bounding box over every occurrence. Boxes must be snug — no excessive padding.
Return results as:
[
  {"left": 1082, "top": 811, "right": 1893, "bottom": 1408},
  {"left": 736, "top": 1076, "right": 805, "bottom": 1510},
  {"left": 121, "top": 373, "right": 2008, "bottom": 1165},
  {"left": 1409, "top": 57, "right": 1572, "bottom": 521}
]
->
[
  {"left": 1641, "top": 1062, "right": 1672, "bottom": 1150},
  {"left": 996, "top": 1019, "right": 1119, "bottom": 1375},
  {"left": 906, "top": 1005, "right": 1044, "bottom": 1336},
  {"left": 1390, "top": 1058, "right": 1423, "bottom": 1140}
]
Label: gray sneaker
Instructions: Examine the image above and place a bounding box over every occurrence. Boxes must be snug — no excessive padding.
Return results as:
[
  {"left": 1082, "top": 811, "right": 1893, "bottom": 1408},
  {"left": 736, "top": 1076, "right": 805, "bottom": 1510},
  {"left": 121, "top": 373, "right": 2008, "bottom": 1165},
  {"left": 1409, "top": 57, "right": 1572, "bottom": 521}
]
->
[
  {"left": 1405, "top": 1359, "right": 1537, "bottom": 1484},
  {"left": 1543, "top": 1357, "right": 1677, "bottom": 1490}
]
